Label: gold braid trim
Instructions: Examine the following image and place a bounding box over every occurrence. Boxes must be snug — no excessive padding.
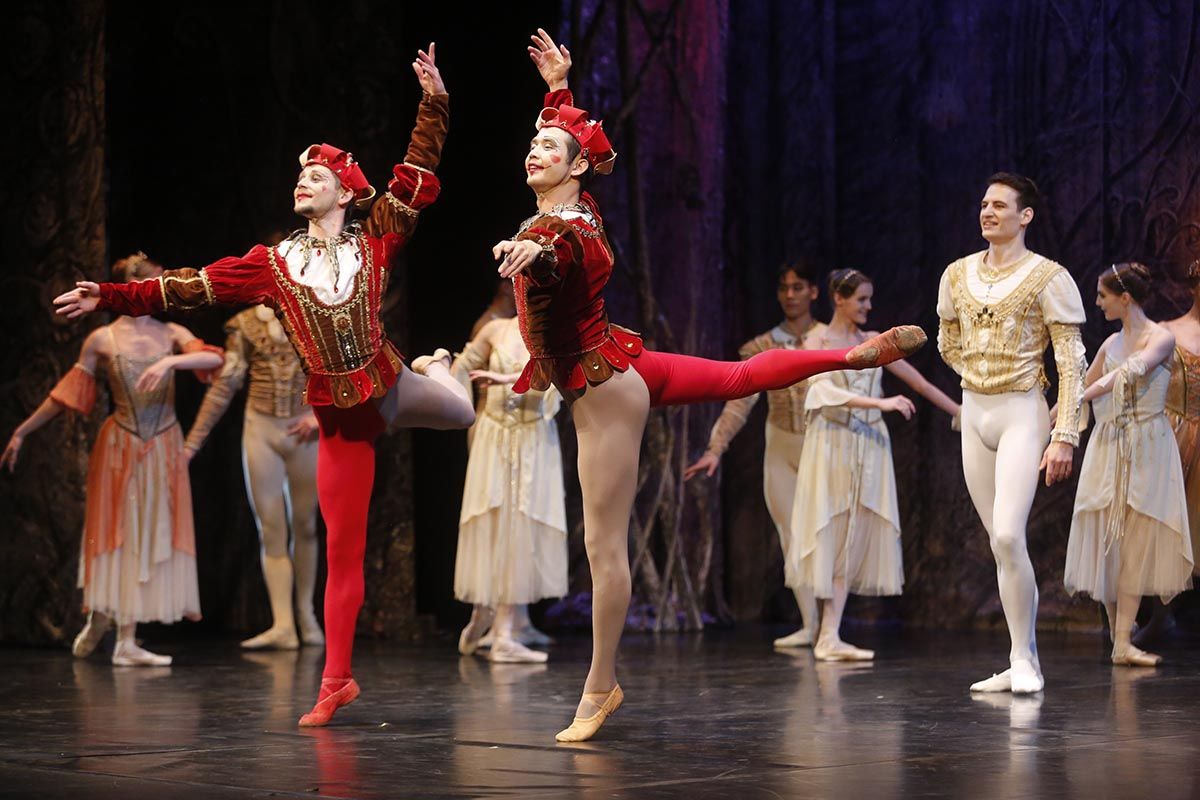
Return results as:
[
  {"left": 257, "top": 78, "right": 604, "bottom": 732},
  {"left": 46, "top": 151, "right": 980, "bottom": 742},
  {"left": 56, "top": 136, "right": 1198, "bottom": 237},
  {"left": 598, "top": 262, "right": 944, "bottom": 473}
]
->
[
  {"left": 1049, "top": 322, "right": 1087, "bottom": 446},
  {"left": 161, "top": 271, "right": 216, "bottom": 310},
  {"left": 385, "top": 193, "right": 419, "bottom": 218}
]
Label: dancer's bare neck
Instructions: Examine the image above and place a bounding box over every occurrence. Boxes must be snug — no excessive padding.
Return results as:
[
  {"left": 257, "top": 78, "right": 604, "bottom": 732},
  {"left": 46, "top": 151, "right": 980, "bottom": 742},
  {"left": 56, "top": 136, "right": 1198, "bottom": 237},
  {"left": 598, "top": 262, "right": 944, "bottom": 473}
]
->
[{"left": 984, "top": 235, "right": 1029, "bottom": 270}]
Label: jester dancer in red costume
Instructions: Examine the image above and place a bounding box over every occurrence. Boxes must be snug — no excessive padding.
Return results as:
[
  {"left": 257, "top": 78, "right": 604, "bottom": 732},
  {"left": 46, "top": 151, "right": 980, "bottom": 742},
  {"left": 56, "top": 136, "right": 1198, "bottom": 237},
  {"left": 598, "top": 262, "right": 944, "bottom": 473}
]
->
[
  {"left": 54, "top": 45, "right": 474, "bottom": 727},
  {"left": 497, "top": 30, "right": 928, "bottom": 743}
]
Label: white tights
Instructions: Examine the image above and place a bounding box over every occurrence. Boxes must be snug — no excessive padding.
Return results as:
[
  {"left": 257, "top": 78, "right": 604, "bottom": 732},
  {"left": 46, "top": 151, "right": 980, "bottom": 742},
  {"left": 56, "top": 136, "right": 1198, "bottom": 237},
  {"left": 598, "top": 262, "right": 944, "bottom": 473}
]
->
[
  {"left": 764, "top": 425, "right": 818, "bottom": 632},
  {"left": 960, "top": 388, "right": 1049, "bottom": 671}
]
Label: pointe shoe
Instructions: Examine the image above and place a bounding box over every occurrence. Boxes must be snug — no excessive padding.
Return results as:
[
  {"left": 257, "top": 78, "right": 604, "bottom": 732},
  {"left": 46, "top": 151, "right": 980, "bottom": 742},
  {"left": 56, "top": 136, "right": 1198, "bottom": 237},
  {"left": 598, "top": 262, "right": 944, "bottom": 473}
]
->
[
  {"left": 970, "top": 668, "right": 1012, "bottom": 693},
  {"left": 556, "top": 684, "right": 624, "bottom": 743},
  {"left": 240, "top": 627, "right": 300, "bottom": 651},
  {"left": 458, "top": 610, "right": 494, "bottom": 656},
  {"left": 410, "top": 348, "right": 451, "bottom": 376},
  {"left": 1112, "top": 645, "right": 1162, "bottom": 667},
  {"left": 112, "top": 640, "right": 172, "bottom": 667},
  {"left": 476, "top": 629, "right": 495, "bottom": 649},
  {"left": 513, "top": 625, "right": 555, "bottom": 647},
  {"left": 298, "top": 617, "right": 325, "bottom": 646},
  {"left": 72, "top": 612, "right": 111, "bottom": 658},
  {"left": 1009, "top": 658, "right": 1044, "bottom": 694},
  {"left": 845, "top": 325, "right": 927, "bottom": 368},
  {"left": 773, "top": 628, "right": 813, "bottom": 649},
  {"left": 813, "top": 639, "right": 874, "bottom": 662},
  {"left": 298, "top": 678, "right": 361, "bottom": 727},
  {"left": 488, "top": 638, "right": 549, "bottom": 664}
]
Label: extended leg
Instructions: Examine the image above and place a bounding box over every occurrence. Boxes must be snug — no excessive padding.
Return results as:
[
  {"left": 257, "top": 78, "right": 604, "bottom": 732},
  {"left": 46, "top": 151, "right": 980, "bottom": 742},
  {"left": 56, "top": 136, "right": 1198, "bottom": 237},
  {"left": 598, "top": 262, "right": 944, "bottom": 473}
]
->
[
  {"left": 375, "top": 363, "right": 475, "bottom": 430},
  {"left": 555, "top": 369, "right": 649, "bottom": 742}
]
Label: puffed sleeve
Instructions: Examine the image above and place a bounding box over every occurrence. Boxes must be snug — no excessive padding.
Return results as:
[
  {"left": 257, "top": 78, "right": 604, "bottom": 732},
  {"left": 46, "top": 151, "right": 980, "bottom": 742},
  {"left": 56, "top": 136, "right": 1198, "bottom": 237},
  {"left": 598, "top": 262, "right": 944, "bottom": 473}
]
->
[
  {"left": 936, "top": 266, "right": 964, "bottom": 377},
  {"left": 49, "top": 364, "right": 98, "bottom": 415},
  {"left": 1040, "top": 269, "right": 1088, "bottom": 446},
  {"left": 365, "top": 92, "right": 448, "bottom": 245},
  {"left": 545, "top": 89, "right": 574, "bottom": 109},
  {"left": 97, "top": 246, "right": 275, "bottom": 316},
  {"left": 514, "top": 216, "right": 585, "bottom": 286}
]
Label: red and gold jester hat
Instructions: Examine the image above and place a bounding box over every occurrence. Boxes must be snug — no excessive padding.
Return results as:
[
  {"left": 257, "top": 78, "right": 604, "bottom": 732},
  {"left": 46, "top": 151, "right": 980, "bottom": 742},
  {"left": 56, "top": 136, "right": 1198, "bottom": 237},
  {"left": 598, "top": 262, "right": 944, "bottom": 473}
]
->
[
  {"left": 298, "top": 143, "right": 377, "bottom": 205},
  {"left": 536, "top": 104, "right": 617, "bottom": 176}
]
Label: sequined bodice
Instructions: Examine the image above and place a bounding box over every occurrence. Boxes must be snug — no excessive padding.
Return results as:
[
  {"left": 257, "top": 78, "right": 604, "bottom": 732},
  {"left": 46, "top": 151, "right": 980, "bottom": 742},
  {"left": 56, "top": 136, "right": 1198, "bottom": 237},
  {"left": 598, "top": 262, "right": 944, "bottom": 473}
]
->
[{"left": 1166, "top": 346, "right": 1200, "bottom": 421}]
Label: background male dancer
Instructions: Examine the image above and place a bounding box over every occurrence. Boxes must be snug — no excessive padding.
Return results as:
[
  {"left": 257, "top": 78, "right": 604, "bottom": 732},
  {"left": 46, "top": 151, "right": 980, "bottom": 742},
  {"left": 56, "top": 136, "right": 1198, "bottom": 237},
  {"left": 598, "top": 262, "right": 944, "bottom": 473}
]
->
[
  {"left": 185, "top": 304, "right": 324, "bottom": 650},
  {"left": 937, "top": 172, "right": 1086, "bottom": 694},
  {"left": 684, "top": 261, "right": 826, "bottom": 647},
  {"left": 54, "top": 44, "right": 475, "bottom": 726}
]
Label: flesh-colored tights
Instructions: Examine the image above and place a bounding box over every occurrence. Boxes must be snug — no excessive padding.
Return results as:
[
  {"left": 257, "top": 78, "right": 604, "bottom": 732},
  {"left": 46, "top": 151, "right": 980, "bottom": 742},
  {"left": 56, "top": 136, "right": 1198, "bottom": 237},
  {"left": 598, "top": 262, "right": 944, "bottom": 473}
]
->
[{"left": 960, "top": 387, "right": 1049, "bottom": 670}]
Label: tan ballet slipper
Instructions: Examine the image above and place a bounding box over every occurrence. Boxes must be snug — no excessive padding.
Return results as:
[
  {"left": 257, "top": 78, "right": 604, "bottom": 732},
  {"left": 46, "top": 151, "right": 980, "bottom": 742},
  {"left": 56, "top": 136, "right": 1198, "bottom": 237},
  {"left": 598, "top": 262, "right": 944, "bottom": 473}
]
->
[
  {"left": 555, "top": 684, "right": 624, "bottom": 743},
  {"left": 845, "top": 325, "right": 927, "bottom": 368}
]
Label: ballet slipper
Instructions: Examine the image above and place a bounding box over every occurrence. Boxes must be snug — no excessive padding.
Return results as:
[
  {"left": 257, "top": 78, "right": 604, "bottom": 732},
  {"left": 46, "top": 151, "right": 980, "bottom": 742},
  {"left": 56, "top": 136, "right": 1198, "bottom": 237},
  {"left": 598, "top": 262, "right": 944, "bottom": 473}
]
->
[
  {"left": 1009, "top": 658, "right": 1044, "bottom": 694},
  {"left": 487, "top": 638, "right": 549, "bottom": 664},
  {"left": 773, "top": 628, "right": 813, "bottom": 649},
  {"left": 1111, "top": 645, "right": 1162, "bottom": 667},
  {"left": 72, "top": 611, "right": 111, "bottom": 658},
  {"left": 410, "top": 348, "right": 452, "bottom": 376},
  {"left": 298, "top": 677, "right": 361, "bottom": 727},
  {"left": 845, "top": 325, "right": 927, "bottom": 368},
  {"left": 513, "top": 625, "right": 555, "bottom": 647},
  {"left": 111, "top": 640, "right": 172, "bottom": 667},
  {"left": 814, "top": 639, "right": 874, "bottom": 662},
  {"left": 556, "top": 684, "right": 624, "bottom": 743},
  {"left": 298, "top": 616, "right": 325, "bottom": 646},
  {"left": 476, "top": 629, "right": 495, "bottom": 649},
  {"left": 458, "top": 608, "right": 495, "bottom": 656},
  {"left": 240, "top": 626, "right": 300, "bottom": 651},
  {"left": 970, "top": 668, "right": 1012, "bottom": 693}
]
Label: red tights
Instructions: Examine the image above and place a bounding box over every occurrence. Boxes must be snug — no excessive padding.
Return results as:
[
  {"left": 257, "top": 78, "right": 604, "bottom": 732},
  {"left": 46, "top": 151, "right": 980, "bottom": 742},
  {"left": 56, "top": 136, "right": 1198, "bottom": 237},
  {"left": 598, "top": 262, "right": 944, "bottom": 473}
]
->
[
  {"left": 631, "top": 346, "right": 852, "bottom": 407},
  {"left": 312, "top": 402, "right": 385, "bottom": 687}
]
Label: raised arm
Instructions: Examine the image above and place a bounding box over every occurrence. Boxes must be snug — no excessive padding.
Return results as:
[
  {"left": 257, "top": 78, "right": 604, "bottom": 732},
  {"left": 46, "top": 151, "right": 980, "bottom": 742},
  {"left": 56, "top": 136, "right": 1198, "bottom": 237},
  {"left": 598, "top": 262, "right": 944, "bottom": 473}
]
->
[
  {"left": 1, "top": 328, "right": 105, "bottom": 472},
  {"left": 365, "top": 43, "right": 449, "bottom": 243},
  {"left": 529, "top": 27, "right": 571, "bottom": 92}
]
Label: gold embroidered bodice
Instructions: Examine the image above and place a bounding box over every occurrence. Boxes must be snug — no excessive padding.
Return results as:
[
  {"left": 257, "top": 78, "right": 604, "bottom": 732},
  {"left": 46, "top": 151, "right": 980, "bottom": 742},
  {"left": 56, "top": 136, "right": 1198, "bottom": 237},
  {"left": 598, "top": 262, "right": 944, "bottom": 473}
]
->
[
  {"left": 938, "top": 251, "right": 1087, "bottom": 445},
  {"left": 1167, "top": 346, "right": 1200, "bottom": 422}
]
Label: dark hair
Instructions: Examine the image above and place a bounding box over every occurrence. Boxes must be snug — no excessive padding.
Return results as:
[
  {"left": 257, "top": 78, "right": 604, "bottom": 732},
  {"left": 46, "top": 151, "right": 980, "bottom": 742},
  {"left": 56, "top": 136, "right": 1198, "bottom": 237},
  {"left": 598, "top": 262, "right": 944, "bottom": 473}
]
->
[
  {"left": 827, "top": 268, "right": 872, "bottom": 299},
  {"left": 1100, "top": 262, "right": 1153, "bottom": 305},
  {"left": 777, "top": 257, "right": 818, "bottom": 286},
  {"left": 986, "top": 171, "right": 1042, "bottom": 213},
  {"left": 562, "top": 135, "right": 594, "bottom": 191},
  {"left": 112, "top": 252, "right": 162, "bottom": 283}
]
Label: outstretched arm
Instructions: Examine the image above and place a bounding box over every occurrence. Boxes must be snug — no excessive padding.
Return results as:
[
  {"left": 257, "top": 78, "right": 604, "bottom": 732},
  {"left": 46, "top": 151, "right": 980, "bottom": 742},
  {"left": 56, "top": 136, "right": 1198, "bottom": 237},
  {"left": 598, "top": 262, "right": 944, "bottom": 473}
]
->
[
  {"left": 884, "top": 359, "right": 961, "bottom": 417},
  {"left": 1, "top": 329, "right": 104, "bottom": 471},
  {"left": 529, "top": 27, "right": 571, "bottom": 91}
]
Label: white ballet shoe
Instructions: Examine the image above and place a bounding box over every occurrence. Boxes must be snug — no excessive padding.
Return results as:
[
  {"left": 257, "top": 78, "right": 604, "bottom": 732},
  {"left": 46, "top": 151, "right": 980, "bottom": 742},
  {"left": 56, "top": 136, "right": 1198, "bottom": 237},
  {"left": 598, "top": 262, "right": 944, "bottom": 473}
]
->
[
  {"left": 1009, "top": 659, "right": 1044, "bottom": 694},
  {"left": 72, "top": 612, "right": 111, "bottom": 658},
  {"left": 773, "top": 628, "right": 813, "bottom": 649},
  {"left": 970, "top": 668, "right": 1012, "bottom": 693},
  {"left": 487, "top": 638, "right": 549, "bottom": 664},
  {"left": 458, "top": 611, "right": 494, "bottom": 656},
  {"left": 513, "top": 625, "right": 555, "bottom": 647},
  {"left": 112, "top": 640, "right": 172, "bottom": 667},
  {"left": 298, "top": 616, "right": 325, "bottom": 646},
  {"left": 240, "top": 627, "right": 300, "bottom": 651},
  {"left": 410, "top": 348, "right": 451, "bottom": 376},
  {"left": 476, "top": 630, "right": 495, "bottom": 649},
  {"left": 814, "top": 639, "right": 874, "bottom": 662}
]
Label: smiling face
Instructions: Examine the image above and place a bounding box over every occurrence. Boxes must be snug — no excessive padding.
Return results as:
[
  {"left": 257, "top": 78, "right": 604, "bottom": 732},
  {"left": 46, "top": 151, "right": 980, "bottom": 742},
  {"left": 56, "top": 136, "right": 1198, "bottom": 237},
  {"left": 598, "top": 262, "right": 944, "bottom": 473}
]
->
[
  {"left": 777, "top": 270, "right": 817, "bottom": 322},
  {"left": 835, "top": 281, "right": 874, "bottom": 327},
  {"left": 1096, "top": 277, "right": 1130, "bottom": 321},
  {"left": 525, "top": 127, "right": 588, "bottom": 192},
  {"left": 294, "top": 164, "right": 354, "bottom": 219},
  {"left": 979, "top": 183, "right": 1033, "bottom": 244}
]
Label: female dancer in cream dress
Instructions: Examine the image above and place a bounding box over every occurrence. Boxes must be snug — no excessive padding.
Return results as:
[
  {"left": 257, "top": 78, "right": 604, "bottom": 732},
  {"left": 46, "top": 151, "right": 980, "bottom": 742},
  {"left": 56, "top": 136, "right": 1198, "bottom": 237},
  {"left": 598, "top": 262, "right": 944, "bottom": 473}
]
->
[
  {"left": 1064, "top": 263, "right": 1193, "bottom": 666},
  {"left": 791, "top": 269, "right": 960, "bottom": 661},
  {"left": 452, "top": 315, "right": 568, "bottom": 663},
  {"left": 1, "top": 254, "right": 223, "bottom": 665}
]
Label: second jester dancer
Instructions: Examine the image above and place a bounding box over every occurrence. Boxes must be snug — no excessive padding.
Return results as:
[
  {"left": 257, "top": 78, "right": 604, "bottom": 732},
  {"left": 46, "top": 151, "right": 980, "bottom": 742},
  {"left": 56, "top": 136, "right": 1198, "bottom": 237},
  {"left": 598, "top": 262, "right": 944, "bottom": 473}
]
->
[
  {"left": 54, "top": 46, "right": 475, "bottom": 726},
  {"left": 937, "top": 173, "right": 1087, "bottom": 695},
  {"left": 500, "top": 29, "right": 927, "bottom": 742}
]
